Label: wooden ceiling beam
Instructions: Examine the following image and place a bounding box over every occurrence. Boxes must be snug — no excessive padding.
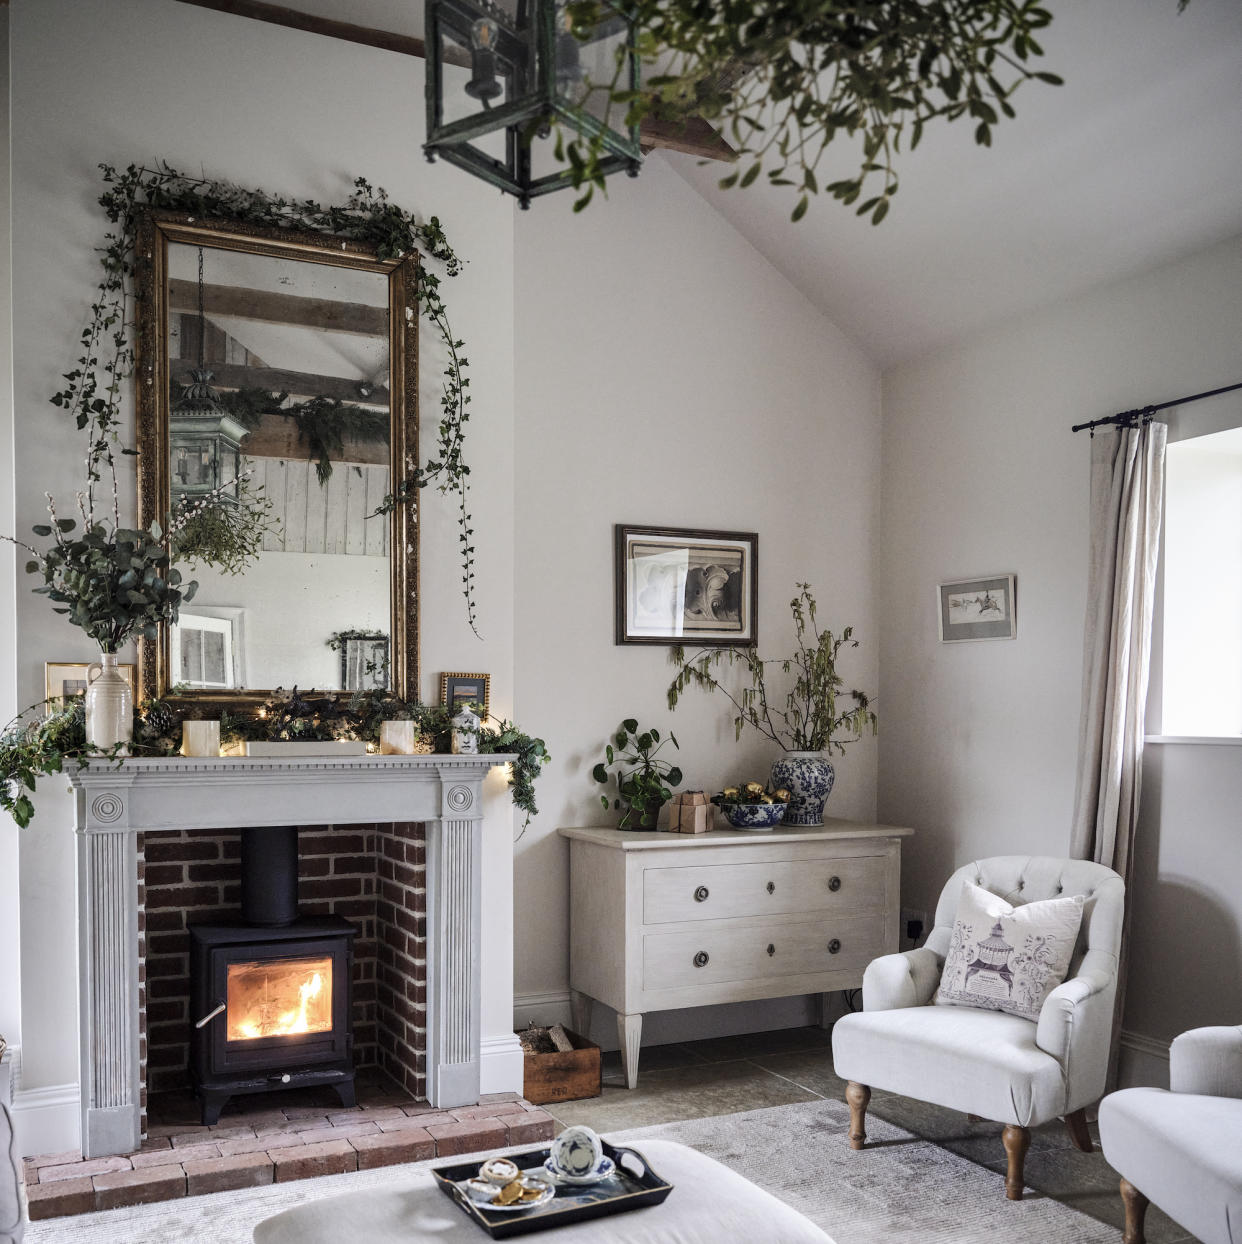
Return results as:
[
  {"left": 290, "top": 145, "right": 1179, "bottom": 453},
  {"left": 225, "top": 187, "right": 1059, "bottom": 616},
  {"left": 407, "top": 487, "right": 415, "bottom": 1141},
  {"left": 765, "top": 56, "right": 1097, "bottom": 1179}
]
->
[
  {"left": 169, "top": 279, "right": 388, "bottom": 337},
  {"left": 172, "top": 0, "right": 735, "bottom": 162}
]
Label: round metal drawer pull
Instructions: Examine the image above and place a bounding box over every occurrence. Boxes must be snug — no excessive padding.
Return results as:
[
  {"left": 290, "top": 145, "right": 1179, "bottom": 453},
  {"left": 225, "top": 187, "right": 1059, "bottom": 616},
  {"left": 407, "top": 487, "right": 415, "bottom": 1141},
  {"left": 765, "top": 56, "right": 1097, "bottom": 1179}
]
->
[
  {"left": 693, "top": 951, "right": 710, "bottom": 968},
  {"left": 766, "top": 881, "right": 775, "bottom": 894},
  {"left": 694, "top": 885, "right": 710, "bottom": 903},
  {"left": 828, "top": 939, "right": 841, "bottom": 954},
  {"left": 767, "top": 943, "right": 776, "bottom": 957},
  {"left": 828, "top": 876, "right": 842, "bottom": 892}
]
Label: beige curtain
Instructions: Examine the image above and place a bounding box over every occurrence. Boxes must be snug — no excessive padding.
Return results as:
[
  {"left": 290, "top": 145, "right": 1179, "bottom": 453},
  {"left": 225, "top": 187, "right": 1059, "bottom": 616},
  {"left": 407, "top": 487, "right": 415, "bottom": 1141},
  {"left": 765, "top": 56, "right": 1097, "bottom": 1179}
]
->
[{"left": 1070, "top": 420, "right": 1166, "bottom": 876}]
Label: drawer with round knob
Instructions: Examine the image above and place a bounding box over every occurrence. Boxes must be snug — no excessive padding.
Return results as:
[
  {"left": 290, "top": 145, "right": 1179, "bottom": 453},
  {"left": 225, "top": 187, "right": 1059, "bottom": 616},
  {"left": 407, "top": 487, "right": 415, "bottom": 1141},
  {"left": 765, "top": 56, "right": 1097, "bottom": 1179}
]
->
[
  {"left": 641, "top": 915, "right": 885, "bottom": 992},
  {"left": 642, "top": 855, "right": 885, "bottom": 925}
]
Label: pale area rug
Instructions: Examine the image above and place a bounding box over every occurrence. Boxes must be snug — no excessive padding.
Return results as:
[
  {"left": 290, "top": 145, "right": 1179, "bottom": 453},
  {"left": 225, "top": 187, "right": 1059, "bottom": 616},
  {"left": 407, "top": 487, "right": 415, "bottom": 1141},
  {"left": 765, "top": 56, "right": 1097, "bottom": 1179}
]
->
[{"left": 24, "top": 1098, "right": 1117, "bottom": 1243}]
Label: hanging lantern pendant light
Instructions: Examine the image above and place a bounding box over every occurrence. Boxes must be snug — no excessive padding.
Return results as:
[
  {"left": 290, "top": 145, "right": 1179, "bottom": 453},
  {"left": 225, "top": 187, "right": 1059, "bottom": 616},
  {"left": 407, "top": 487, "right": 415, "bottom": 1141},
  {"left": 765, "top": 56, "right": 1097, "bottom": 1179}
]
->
[{"left": 425, "top": 0, "right": 641, "bottom": 208}]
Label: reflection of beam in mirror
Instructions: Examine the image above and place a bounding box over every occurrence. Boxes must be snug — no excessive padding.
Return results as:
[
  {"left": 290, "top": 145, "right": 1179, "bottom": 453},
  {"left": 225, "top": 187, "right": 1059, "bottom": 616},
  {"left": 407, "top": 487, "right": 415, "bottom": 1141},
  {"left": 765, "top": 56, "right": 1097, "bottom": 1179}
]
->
[
  {"left": 173, "top": 358, "right": 390, "bottom": 407},
  {"left": 168, "top": 278, "right": 388, "bottom": 337}
]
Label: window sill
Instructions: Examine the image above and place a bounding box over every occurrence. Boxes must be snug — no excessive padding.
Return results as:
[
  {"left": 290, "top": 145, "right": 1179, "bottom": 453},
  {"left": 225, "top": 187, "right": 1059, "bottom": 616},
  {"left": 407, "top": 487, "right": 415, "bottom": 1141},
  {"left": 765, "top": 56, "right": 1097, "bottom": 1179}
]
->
[{"left": 1145, "top": 735, "right": 1242, "bottom": 746}]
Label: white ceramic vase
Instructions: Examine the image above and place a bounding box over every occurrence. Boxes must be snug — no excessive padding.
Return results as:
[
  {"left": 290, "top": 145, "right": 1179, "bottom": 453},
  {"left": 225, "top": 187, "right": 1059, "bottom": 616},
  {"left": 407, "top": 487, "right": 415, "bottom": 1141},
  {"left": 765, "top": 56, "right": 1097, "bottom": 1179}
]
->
[{"left": 85, "top": 652, "right": 133, "bottom": 754}]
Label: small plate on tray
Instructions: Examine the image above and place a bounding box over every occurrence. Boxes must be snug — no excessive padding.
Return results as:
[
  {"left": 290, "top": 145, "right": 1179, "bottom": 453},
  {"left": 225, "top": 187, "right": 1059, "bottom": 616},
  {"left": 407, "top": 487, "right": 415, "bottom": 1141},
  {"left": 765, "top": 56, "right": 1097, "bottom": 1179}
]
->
[{"left": 433, "top": 1141, "right": 672, "bottom": 1239}]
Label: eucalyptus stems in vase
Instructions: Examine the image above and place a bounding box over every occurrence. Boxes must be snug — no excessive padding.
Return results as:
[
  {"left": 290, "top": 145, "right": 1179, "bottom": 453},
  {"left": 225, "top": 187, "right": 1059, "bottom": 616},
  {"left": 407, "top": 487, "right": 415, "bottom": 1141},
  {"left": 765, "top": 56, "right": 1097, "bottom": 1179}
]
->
[{"left": 668, "top": 583, "right": 877, "bottom": 825}]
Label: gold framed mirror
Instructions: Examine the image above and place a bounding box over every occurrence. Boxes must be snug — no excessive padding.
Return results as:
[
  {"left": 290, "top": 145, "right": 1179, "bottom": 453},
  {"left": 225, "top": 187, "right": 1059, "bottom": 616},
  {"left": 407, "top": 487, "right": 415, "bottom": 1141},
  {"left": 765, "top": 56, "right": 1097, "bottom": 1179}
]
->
[{"left": 134, "top": 208, "right": 419, "bottom": 707}]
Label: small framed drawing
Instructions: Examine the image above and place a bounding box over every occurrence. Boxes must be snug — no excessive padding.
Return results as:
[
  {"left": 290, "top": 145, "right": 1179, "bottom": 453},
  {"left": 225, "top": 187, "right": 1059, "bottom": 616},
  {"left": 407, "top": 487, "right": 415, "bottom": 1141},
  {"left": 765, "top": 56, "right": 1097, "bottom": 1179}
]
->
[
  {"left": 938, "top": 575, "right": 1017, "bottom": 642},
  {"left": 615, "top": 524, "right": 758, "bottom": 646},
  {"left": 45, "top": 661, "right": 136, "bottom": 708},
  {"left": 440, "top": 672, "right": 490, "bottom": 717}
]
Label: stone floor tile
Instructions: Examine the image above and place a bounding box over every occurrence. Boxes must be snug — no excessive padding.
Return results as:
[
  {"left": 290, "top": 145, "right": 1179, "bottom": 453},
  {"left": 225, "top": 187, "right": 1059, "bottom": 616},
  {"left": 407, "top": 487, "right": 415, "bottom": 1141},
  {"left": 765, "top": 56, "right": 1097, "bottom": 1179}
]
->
[
  {"left": 599, "top": 1043, "right": 704, "bottom": 1079},
  {"left": 1053, "top": 1188, "right": 1193, "bottom": 1244},
  {"left": 350, "top": 1128, "right": 435, "bottom": 1169},
  {"left": 681, "top": 1025, "right": 834, "bottom": 1064},
  {"left": 548, "top": 1060, "right": 822, "bottom": 1133},
  {"left": 427, "top": 1117, "right": 508, "bottom": 1156},
  {"left": 479, "top": 1091, "right": 521, "bottom": 1104},
  {"left": 183, "top": 1150, "right": 274, "bottom": 1196},
  {"left": 93, "top": 1164, "right": 187, "bottom": 1210},
  {"left": 270, "top": 1138, "right": 358, "bottom": 1182},
  {"left": 38, "top": 1156, "right": 132, "bottom": 1183},
  {"left": 23, "top": 1176, "right": 96, "bottom": 1220}
]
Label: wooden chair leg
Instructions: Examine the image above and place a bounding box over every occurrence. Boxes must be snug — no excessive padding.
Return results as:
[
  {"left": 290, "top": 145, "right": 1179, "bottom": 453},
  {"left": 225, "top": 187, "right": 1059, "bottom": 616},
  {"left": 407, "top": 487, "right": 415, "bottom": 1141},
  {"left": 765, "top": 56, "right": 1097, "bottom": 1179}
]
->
[
  {"left": 1063, "top": 1108, "right": 1094, "bottom": 1153},
  {"left": 845, "top": 1081, "right": 870, "bottom": 1151},
  {"left": 1120, "top": 1178, "right": 1149, "bottom": 1244},
  {"left": 1001, "top": 1124, "right": 1030, "bottom": 1201}
]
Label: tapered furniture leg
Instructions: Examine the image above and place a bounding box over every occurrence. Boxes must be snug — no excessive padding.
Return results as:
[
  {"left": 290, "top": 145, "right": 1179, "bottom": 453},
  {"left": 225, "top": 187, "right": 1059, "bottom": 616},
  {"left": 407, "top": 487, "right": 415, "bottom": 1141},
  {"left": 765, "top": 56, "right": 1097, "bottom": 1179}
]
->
[
  {"left": 1120, "top": 1178, "right": 1149, "bottom": 1244},
  {"left": 569, "top": 990, "right": 593, "bottom": 1039},
  {"left": 846, "top": 1081, "right": 870, "bottom": 1150},
  {"left": 967, "top": 1113, "right": 984, "bottom": 1123},
  {"left": 1002, "top": 1125, "right": 1031, "bottom": 1200},
  {"left": 617, "top": 1013, "right": 642, "bottom": 1090},
  {"left": 1064, "top": 1108, "right": 1093, "bottom": 1152}
]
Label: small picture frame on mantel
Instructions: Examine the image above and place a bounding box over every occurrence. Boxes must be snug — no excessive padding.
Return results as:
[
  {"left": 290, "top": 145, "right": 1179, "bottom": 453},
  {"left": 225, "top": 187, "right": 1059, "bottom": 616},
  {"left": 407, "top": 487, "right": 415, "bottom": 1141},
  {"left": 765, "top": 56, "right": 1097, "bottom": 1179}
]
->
[
  {"left": 440, "top": 672, "right": 490, "bottom": 718},
  {"left": 938, "top": 574, "right": 1017, "bottom": 642},
  {"left": 45, "top": 660, "right": 136, "bottom": 709}
]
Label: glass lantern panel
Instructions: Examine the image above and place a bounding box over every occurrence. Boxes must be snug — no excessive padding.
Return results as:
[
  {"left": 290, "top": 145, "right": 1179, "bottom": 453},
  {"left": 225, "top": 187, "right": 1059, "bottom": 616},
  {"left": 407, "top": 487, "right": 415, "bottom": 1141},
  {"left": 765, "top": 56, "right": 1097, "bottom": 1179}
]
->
[
  {"left": 551, "top": 1, "right": 632, "bottom": 130},
  {"left": 438, "top": 17, "right": 524, "bottom": 168}
]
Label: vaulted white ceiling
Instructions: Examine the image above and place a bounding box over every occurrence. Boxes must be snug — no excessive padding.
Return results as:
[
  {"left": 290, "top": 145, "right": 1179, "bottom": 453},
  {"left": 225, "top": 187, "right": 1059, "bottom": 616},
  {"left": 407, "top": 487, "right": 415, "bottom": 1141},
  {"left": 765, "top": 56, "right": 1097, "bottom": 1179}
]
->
[{"left": 226, "top": 0, "right": 1242, "bottom": 368}]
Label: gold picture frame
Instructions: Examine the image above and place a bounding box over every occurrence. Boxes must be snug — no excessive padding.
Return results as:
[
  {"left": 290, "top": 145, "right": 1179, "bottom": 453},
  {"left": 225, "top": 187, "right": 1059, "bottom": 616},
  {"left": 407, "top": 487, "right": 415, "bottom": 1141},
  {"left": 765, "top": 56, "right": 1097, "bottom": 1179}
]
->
[
  {"left": 440, "top": 671, "right": 490, "bottom": 718},
  {"left": 45, "top": 661, "right": 137, "bottom": 710}
]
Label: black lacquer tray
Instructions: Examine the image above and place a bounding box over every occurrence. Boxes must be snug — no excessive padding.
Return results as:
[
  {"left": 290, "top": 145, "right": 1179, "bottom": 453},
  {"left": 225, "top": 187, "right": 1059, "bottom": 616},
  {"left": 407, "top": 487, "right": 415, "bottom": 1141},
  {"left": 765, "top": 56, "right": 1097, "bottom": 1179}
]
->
[{"left": 432, "top": 1141, "right": 673, "bottom": 1239}]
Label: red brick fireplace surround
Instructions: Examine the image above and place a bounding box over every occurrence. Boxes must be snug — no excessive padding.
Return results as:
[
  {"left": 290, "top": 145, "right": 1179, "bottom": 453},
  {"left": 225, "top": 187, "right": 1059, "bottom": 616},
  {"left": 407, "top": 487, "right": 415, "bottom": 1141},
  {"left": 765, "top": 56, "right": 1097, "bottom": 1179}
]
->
[{"left": 140, "top": 822, "right": 428, "bottom": 1100}]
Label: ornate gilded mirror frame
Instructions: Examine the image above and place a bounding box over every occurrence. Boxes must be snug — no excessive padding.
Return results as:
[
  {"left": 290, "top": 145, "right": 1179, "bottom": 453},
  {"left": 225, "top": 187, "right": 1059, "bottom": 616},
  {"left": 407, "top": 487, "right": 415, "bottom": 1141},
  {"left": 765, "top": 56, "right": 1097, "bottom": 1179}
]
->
[{"left": 133, "top": 208, "right": 419, "bottom": 708}]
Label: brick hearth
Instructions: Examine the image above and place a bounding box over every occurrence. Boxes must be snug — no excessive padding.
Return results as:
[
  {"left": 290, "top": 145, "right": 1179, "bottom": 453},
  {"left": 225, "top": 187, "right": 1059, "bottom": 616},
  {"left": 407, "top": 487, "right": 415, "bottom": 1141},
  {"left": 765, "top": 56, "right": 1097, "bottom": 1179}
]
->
[{"left": 21, "top": 1079, "right": 554, "bottom": 1220}]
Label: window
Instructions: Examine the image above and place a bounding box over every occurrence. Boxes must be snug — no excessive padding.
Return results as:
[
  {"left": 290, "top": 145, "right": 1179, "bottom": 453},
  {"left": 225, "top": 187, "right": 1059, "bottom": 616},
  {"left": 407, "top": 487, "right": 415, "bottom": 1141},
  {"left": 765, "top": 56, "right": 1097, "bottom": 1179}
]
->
[
  {"left": 171, "top": 609, "right": 242, "bottom": 689},
  {"left": 1159, "top": 426, "right": 1242, "bottom": 736}
]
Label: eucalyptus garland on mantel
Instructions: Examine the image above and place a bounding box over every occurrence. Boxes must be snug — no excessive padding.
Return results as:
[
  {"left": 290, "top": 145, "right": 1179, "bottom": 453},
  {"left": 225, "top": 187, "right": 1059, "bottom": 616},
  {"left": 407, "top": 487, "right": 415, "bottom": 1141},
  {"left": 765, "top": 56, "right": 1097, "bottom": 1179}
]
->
[{"left": 60, "top": 162, "right": 481, "bottom": 635}]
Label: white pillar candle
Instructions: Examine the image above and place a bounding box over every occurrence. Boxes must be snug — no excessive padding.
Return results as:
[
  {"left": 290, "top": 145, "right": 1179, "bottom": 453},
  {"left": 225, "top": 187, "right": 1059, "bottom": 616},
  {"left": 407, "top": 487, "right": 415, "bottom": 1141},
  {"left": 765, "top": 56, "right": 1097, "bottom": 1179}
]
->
[
  {"left": 180, "top": 720, "right": 221, "bottom": 757},
  {"left": 379, "top": 720, "right": 417, "bottom": 755}
]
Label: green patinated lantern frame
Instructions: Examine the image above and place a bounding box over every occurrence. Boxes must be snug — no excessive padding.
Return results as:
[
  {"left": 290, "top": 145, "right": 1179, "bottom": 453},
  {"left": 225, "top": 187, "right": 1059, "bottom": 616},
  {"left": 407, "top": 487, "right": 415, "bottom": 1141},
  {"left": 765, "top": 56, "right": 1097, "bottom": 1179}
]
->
[{"left": 424, "top": 0, "right": 642, "bottom": 208}]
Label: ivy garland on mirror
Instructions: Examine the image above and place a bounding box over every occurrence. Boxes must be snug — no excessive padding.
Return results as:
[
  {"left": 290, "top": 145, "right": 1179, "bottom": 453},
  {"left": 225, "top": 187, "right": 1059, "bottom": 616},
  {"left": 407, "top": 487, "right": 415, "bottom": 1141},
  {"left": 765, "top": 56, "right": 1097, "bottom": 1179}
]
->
[
  {"left": 0, "top": 691, "right": 550, "bottom": 831},
  {"left": 58, "top": 162, "right": 481, "bottom": 635}
]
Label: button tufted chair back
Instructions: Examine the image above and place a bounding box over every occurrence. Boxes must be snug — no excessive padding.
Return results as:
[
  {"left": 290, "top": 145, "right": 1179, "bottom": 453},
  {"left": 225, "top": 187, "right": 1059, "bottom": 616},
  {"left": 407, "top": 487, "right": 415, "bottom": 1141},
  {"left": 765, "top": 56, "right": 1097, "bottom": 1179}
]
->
[{"left": 924, "top": 855, "right": 1125, "bottom": 977}]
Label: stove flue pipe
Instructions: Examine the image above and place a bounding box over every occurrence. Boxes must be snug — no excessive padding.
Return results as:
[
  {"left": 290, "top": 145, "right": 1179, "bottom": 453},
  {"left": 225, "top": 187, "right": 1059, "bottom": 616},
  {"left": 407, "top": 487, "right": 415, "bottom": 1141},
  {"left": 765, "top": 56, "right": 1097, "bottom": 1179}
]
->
[{"left": 240, "top": 825, "right": 300, "bottom": 926}]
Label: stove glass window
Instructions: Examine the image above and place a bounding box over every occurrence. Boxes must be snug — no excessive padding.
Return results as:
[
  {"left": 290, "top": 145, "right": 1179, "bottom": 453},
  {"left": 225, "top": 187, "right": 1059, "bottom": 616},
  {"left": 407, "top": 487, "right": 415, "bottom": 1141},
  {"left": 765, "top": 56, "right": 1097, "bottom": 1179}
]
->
[{"left": 226, "top": 955, "right": 333, "bottom": 1041}]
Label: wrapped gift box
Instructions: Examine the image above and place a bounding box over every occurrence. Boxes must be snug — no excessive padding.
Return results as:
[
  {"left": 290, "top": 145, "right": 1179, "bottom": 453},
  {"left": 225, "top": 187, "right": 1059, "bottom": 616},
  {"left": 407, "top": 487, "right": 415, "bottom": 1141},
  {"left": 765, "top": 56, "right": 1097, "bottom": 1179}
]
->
[{"left": 669, "top": 791, "right": 715, "bottom": 834}]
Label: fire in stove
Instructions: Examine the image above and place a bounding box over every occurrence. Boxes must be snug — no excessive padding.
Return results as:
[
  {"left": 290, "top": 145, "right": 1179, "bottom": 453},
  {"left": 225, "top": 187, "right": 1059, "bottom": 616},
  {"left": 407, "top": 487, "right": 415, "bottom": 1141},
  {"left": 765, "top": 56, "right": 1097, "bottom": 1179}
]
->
[{"left": 227, "top": 956, "right": 333, "bottom": 1041}]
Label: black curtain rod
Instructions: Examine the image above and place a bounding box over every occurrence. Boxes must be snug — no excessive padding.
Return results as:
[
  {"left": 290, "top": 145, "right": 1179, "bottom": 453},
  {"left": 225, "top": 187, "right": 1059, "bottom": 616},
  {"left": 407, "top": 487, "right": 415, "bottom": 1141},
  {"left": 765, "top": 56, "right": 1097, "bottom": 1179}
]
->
[{"left": 1071, "top": 380, "right": 1242, "bottom": 434}]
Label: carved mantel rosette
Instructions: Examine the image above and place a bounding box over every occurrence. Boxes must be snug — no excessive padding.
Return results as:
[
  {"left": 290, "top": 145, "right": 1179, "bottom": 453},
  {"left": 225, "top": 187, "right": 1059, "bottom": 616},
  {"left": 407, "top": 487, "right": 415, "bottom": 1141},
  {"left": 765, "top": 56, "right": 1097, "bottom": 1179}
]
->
[{"left": 67, "top": 754, "right": 513, "bottom": 1158}]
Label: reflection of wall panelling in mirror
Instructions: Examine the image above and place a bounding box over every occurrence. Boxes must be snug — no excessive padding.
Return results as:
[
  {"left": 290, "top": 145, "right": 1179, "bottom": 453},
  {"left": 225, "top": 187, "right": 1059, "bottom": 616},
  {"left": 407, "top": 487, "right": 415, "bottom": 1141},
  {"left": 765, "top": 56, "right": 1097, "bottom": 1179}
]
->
[{"left": 249, "top": 457, "right": 390, "bottom": 558}]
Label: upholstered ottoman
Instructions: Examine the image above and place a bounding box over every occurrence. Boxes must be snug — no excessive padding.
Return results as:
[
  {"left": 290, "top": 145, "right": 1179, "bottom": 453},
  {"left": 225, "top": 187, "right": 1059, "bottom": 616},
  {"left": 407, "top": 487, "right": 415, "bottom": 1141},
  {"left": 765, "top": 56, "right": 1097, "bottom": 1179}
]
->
[{"left": 253, "top": 1138, "right": 834, "bottom": 1244}]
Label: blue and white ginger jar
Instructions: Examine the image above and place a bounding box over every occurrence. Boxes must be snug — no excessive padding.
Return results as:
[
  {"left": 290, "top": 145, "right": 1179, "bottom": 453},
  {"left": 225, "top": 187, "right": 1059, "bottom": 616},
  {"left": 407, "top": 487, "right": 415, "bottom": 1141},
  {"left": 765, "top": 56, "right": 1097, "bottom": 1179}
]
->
[{"left": 770, "top": 751, "right": 835, "bottom": 826}]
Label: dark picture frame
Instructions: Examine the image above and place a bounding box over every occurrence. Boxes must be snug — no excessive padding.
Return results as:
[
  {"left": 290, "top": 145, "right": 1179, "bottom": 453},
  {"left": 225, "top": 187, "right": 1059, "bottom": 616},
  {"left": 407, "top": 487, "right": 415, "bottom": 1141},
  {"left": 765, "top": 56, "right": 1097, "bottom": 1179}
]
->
[
  {"left": 440, "top": 671, "right": 491, "bottom": 717},
  {"left": 615, "top": 524, "right": 758, "bottom": 646},
  {"left": 938, "top": 574, "right": 1017, "bottom": 642}
]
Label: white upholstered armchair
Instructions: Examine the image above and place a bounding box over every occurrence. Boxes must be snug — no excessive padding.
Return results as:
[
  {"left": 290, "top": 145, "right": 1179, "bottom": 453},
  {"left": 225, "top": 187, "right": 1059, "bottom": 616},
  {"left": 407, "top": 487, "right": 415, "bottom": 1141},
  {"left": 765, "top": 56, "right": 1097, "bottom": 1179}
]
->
[
  {"left": 831, "top": 855, "right": 1125, "bottom": 1201},
  {"left": 1099, "top": 1024, "right": 1242, "bottom": 1244}
]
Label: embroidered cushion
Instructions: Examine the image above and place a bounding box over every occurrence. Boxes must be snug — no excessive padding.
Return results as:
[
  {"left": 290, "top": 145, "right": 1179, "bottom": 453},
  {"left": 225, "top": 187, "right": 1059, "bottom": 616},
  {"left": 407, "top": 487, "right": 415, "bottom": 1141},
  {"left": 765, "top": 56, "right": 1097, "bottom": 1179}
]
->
[{"left": 934, "top": 880, "right": 1084, "bottom": 1022}]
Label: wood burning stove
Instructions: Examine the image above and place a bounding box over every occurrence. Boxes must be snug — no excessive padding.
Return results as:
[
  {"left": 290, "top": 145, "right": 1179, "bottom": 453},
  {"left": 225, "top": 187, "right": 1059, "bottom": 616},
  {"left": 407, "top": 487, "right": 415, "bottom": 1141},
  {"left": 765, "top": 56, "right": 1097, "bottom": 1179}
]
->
[{"left": 188, "top": 826, "right": 358, "bottom": 1123}]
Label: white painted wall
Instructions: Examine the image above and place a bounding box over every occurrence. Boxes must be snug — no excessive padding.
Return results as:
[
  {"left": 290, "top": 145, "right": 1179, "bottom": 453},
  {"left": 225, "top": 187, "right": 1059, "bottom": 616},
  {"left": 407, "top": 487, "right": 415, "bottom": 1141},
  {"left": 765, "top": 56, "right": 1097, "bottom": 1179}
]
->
[
  {"left": 7, "top": 0, "right": 518, "bottom": 1140},
  {"left": 878, "top": 232, "right": 1242, "bottom": 1064},
  {"left": 512, "top": 157, "right": 882, "bottom": 1046}
]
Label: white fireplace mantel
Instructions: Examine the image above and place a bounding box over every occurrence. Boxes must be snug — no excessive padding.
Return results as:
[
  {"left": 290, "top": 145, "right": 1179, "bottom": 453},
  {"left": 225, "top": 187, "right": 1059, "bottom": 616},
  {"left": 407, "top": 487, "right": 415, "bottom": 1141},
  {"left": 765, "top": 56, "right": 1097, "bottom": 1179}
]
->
[{"left": 67, "top": 753, "right": 513, "bottom": 1159}]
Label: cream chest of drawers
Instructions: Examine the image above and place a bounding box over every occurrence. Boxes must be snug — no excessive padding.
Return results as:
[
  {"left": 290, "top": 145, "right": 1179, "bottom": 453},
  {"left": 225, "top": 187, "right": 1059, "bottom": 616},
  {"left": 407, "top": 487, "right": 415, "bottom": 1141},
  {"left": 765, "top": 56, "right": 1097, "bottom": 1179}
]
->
[{"left": 559, "top": 819, "right": 913, "bottom": 1088}]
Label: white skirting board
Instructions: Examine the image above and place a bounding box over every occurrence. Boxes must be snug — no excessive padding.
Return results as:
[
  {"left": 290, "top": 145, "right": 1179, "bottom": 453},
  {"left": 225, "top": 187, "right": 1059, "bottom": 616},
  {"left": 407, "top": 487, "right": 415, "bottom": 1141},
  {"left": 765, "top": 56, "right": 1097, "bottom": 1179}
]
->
[
  {"left": 11, "top": 1082, "right": 81, "bottom": 1159},
  {"left": 1118, "top": 1029, "right": 1172, "bottom": 1089},
  {"left": 479, "top": 1033, "right": 524, "bottom": 1096}
]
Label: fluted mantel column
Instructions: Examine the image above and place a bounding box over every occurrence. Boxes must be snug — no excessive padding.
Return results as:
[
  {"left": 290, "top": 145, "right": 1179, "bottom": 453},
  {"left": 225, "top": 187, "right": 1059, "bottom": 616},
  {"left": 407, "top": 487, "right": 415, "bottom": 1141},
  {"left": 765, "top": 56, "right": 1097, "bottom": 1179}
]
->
[{"left": 69, "top": 754, "right": 511, "bottom": 1159}]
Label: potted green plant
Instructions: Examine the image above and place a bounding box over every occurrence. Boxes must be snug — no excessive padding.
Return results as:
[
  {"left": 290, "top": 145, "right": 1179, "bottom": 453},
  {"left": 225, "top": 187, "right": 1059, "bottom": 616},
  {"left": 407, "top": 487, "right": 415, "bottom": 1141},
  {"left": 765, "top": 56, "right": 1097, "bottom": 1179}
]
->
[
  {"left": 592, "top": 719, "right": 683, "bottom": 830},
  {"left": 668, "top": 583, "right": 877, "bottom": 826}
]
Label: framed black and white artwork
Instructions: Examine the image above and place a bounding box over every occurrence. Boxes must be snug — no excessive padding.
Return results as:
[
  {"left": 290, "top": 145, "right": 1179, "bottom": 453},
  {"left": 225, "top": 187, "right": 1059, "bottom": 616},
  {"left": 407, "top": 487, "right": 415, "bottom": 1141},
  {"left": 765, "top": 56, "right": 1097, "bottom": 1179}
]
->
[
  {"left": 938, "top": 574, "right": 1017, "bottom": 642},
  {"left": 615, "top": 524, "right": 758, "bottom": 646}
]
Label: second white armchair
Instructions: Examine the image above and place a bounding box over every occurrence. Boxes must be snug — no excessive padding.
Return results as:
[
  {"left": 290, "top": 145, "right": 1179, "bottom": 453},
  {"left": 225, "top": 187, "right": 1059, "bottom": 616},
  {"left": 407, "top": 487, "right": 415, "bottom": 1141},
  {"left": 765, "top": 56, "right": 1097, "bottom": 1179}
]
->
[{"left": 831, "top": 855, "right": 1125, "bottom": 1202}]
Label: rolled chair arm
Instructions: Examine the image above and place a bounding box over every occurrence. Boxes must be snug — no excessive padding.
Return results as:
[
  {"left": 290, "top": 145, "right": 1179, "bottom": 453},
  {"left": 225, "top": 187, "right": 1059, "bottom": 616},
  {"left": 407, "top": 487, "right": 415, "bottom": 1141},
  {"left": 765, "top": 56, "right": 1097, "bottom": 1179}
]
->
[
  {"left": 1034, "top": 956, "right": 1115, "bottom": 1062},
  {"left": 862, "top": 947, "right": 943, "bottom": 1012},
  {"left": 1170, "top": 1025, "right": 1242, "bottom": 1099}
]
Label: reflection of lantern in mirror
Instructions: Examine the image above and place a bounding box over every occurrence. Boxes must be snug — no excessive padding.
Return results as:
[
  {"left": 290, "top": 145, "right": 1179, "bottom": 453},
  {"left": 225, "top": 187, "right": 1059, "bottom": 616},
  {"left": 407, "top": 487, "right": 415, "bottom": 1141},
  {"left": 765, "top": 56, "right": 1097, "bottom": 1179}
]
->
[
  {"left": 425, "top": 0, "right": 640, "bottom": 208},
  {"left": 170, "top": 367, "right": 246, "bottom": 508}
]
